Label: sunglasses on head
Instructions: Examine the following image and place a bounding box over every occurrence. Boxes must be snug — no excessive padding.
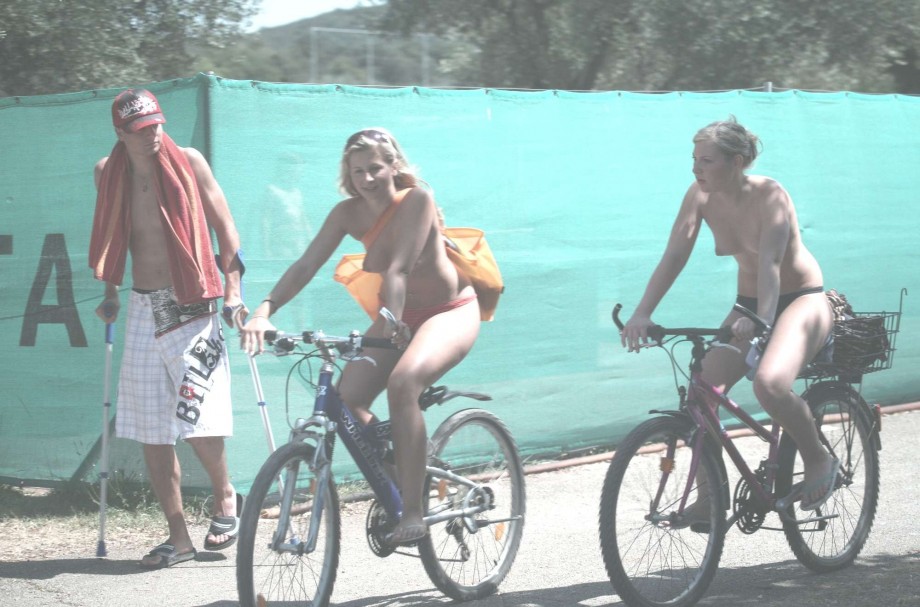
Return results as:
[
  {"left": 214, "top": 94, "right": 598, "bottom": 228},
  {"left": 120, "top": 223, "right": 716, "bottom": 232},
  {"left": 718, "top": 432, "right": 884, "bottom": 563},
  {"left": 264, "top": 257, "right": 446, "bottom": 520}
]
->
[{"left": 344, "top": 129, "right": 389, "bottom": 150}]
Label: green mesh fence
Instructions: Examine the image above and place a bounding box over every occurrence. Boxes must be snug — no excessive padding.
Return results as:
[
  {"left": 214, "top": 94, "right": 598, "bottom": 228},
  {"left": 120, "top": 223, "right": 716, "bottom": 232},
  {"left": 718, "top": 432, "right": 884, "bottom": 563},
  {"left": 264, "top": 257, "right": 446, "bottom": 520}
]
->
[{"left": 1, "top": 73, "right": 916, "bottom": 493}]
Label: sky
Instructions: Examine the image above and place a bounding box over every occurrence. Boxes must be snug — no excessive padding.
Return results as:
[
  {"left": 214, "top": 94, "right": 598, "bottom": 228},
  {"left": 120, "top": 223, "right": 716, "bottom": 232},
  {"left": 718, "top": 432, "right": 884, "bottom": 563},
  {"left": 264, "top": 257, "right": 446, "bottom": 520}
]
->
[{"left": 247, "top": 0, "right": 371, "bottom": 31}]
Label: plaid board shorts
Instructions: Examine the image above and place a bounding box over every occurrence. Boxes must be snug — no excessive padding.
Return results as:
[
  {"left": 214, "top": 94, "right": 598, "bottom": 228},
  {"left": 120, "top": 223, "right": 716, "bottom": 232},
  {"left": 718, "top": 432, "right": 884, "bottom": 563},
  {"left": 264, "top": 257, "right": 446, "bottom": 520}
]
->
[{"left": 115, "top": 287, "right": 233, "bottom": 445}]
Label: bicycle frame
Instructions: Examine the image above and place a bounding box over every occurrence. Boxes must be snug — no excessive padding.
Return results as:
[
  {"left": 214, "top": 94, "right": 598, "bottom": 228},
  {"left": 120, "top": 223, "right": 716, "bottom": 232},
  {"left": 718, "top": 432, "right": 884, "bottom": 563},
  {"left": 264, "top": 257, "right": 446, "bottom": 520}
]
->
[
  {"left": 683, "top": 376, "right": 782, "bottom": 510},
  {"left": 674, "top": 338, "right": 841, "bottom": 529},
  {"left": 269, "top": 339, "right": 509, "bottom": 555},
  {"left": 281, "top": 357, "right": 403, "bottom": 550},
  {"left": 603, "top": 300, "right": 892, "bottom": 607}
]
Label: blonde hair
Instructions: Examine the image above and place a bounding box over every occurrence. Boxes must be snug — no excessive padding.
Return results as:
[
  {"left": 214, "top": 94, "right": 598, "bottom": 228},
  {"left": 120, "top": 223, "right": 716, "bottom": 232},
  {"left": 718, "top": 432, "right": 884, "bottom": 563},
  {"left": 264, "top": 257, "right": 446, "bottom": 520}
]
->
[
  {"left": 693, "top": 115, "right": 761, "bottom": 169},
  {"left": 339, "top": 127, "right": 420, "bottom": 197}
]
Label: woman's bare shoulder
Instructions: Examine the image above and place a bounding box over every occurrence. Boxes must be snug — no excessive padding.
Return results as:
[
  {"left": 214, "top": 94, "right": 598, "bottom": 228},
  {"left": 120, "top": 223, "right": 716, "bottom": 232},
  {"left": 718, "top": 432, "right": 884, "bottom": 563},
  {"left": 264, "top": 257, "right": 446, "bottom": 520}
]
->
[
  {"left": 748, "top": 176, "right": 795, "bottom": 224},
  {"left": 401, "top": 185, "right": 434, "bottom": 207},
  {"left": 748, "top": 175, "right": 789, "bottom": 196},
  {"left": 331, "top": 195, "right": 363, "bottom": 217},
  {"left": 679, "top": 180, "right": 707, "bottom": 212}
]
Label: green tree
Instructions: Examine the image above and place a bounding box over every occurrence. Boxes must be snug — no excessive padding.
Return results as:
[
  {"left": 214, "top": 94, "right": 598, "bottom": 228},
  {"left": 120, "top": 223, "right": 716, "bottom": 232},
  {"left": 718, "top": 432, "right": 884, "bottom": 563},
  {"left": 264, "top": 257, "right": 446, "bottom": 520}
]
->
[
  {"left": 631, "top": 0, "right": 920, "bottom": 92},
  {"left": 383, "top": 0, "right": 637, "bottom": 89},
  {"left": 0, "top": 0, "right": 259, "bottom": 96},
  {"left": 383, "top": 0, "right": 920, "bottom": 93}
]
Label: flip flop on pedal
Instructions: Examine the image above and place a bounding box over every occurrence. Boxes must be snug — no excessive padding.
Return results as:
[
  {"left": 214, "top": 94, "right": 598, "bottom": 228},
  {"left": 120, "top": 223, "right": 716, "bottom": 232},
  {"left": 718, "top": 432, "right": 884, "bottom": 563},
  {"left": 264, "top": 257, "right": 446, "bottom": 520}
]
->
[
  {"left": 668, "top": 501, "right": 711, "bottom": 533},
  {"left": 777, "top": 457, "right": 840, "bottom": 512},
  {"left": 385, "top": 523, "right": 428, "bottom": 546},
  {"left": 204, "top": 491, "right": 244, "bottom": 551},
  {"left": 800, "top": 457, "right": 840, "bottom": 511}
]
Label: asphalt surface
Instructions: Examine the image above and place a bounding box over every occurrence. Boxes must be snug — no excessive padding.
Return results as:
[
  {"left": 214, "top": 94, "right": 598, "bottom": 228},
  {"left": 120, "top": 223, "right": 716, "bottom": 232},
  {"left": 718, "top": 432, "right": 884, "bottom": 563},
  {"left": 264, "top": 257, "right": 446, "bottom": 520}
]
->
[{"left": 2, "top": 408, "right": 919, "bottom": 607}]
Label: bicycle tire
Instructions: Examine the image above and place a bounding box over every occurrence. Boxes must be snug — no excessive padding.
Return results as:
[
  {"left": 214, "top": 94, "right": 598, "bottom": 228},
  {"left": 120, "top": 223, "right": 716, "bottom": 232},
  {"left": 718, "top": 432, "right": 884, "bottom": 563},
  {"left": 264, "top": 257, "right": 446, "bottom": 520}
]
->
[
  {"left": 599, "top": 415, "right": 727, "bottom": 607},
  {"left": 418, "top": 408, "right": 526, "bottom": 601},
  {"left": 237, "top": 442, "right": 341, "bottom": 607},
  {"left": 776, "top": 384, "right": 879, "bottom": 572}
]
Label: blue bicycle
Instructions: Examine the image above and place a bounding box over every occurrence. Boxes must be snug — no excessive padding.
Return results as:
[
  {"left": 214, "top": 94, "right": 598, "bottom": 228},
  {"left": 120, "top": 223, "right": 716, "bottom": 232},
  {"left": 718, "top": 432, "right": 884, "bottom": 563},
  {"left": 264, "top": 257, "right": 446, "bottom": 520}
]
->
[{"left": 236, "top": 325, "right": 525, "bottom": 606}]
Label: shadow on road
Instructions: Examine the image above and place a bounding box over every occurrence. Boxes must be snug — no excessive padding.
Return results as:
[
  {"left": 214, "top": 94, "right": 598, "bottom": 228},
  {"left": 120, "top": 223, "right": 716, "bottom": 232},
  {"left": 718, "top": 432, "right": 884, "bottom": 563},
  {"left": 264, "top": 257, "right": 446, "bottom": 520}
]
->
[
  {"left": 0, "top": 540, "right": 915, "bottom": 607},
  {"left": 322, "top": 552, "right": 920, "bottom": 607},
  {"left": 0, "top": 550, "right": 229, "bottom": 580}
]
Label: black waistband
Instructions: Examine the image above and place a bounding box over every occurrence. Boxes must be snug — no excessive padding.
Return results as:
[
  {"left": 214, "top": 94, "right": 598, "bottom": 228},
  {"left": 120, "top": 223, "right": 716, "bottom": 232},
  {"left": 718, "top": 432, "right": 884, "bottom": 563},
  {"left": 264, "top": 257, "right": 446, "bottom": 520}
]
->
[{"left": 736, "top": 286, "right": 825, "bottom": 318}]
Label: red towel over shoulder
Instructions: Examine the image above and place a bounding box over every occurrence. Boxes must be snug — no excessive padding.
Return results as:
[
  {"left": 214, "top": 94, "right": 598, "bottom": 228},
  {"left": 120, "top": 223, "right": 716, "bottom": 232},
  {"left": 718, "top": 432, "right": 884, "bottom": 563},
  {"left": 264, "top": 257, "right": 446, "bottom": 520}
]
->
[{"left": 88, "top": 133, "right": 223, "bottom": 305}]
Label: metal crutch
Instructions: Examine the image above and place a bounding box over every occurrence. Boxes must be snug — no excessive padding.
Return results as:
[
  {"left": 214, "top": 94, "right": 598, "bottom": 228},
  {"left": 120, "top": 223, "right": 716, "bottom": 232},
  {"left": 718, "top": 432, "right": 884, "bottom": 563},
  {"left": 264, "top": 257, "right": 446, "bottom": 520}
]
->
[
  {"left": 96, "top": 318, "right": 115, "bottom": 558},
  {"left": 248, "top": 353, "right": 278, "bottom": 455}
]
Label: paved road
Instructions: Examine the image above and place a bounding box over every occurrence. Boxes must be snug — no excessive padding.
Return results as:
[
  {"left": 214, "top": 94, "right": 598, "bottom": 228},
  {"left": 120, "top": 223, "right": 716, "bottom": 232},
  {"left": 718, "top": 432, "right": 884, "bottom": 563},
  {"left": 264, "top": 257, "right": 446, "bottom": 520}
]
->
[{"left": 2, "top": 409, "right": 919, "bottom": 607}]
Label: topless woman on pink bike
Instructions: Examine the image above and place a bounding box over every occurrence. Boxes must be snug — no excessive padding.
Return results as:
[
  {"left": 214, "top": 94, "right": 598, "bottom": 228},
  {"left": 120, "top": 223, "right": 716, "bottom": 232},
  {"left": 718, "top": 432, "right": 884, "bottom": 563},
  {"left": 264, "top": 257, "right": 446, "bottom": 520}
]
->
[{"left": 620, "top": 116, "right": 837, "bottom": 514}]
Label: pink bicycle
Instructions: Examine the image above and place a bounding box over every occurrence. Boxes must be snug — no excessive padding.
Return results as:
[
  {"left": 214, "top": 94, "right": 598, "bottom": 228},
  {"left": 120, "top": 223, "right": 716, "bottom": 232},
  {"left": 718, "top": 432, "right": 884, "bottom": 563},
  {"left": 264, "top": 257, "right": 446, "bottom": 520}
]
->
[{"left": 599, "top": 293, "right": 903, "bottom": 607}]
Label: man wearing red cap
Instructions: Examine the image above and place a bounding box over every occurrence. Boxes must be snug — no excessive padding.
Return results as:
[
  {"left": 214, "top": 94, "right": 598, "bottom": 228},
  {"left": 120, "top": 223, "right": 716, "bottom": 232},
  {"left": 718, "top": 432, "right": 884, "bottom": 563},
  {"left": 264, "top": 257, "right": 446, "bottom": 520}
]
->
[{"left": 89, "top": 88, "right": 248, "bottom": 569}]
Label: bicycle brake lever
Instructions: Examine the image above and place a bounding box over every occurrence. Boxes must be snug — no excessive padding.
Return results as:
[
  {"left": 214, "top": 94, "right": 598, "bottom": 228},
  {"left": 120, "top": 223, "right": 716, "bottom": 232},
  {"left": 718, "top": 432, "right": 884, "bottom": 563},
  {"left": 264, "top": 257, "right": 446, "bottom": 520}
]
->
[
  {"left": 272, "top": 337, "right": 296, "bottom": 354},
  {"left": 379, "top": 307, "right": 398, "bottom": 331}
]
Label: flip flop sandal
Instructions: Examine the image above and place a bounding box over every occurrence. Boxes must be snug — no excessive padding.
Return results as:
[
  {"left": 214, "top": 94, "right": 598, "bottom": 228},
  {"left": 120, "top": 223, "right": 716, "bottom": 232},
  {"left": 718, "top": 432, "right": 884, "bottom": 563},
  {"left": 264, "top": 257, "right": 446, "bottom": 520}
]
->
[
  {"left": 668, "top": 514, "right": 712, "bottom": 533},
  {"left": 140, "top": 542, "right": 197, "bottom": 569},
  {"left": 385, "top": 523, "right": 428, "bottom": 547},
  {"left": 800, "top": 457, "right": 841, "bottom": 511},
  {"left": 204, "top": 492, "right": 244, "bottom": 551},
  {"left": 667, "top": 500, "right": 712, "bottom": 533}
]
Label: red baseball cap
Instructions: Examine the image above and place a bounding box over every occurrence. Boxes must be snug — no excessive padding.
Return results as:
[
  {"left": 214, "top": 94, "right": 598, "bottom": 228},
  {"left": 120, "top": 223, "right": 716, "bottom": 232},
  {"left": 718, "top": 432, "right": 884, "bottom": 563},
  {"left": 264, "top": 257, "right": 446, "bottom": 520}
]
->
[{"left": 111, "top": 88, "right": 166, "bottom": 132}]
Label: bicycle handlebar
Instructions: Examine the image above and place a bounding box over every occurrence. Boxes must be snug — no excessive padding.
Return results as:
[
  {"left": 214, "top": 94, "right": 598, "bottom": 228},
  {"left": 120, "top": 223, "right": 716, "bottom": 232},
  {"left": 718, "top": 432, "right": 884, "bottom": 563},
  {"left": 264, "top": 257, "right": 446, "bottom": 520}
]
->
[
  {"left": 732, "top": 303, "right": 770, "bottom": 335},
  {"left": 612, "top": 303, "right": 768, "bottom": 343},
  {"left": 612, "top": 304, "right": 666, "bottom": 342},
  {"left": 263, "top": 329, "right": 397, "bottom": 355}
]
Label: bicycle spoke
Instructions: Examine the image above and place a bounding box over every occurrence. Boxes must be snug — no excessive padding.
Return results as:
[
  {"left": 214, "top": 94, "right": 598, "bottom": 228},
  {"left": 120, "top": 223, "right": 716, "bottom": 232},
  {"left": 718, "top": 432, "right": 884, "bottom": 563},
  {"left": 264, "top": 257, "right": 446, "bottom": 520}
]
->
[
  {"left": 600, "top": 417, "right": 724, "bottom": 607},
  {"left": 779, "top": 390, "right": 879, "bottom": 573},
  {"left": 237, "top": 443, "right": 340, "bottom": 607},
  {"left": 419, "top": 410, "right": 525, "bottom": 602}
]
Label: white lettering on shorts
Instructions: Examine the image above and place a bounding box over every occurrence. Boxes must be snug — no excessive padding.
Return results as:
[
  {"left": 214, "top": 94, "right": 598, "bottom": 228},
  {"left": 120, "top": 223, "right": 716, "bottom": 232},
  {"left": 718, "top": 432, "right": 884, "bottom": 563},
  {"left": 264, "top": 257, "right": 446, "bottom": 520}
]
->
[{"left": 176, "top": 335, "right": 224, "bottom": 425}]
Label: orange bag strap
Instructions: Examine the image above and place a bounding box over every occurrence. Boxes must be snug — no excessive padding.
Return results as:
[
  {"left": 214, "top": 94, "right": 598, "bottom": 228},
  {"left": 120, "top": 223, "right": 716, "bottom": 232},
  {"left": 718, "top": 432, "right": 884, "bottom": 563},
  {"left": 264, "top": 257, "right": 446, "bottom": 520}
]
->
[{"left": 360, "top": 188, "right": 411, "bottom": 249}]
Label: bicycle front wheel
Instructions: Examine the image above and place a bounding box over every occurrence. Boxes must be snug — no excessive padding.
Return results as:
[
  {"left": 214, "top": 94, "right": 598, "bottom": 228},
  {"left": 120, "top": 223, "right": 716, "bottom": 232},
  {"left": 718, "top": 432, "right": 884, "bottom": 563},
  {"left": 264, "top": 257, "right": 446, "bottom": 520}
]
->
[
  {"left": 237, "top": 441, "right": 341, "bottom": 607},
  {"left": 776, "top": 385, "right": 880, "bottom": 572},
  {"left": 418, "top": 408, "right": 526, "bottom": 601},
  {"left": 599, "top": 415, "right": 726, "bottom": 607}
]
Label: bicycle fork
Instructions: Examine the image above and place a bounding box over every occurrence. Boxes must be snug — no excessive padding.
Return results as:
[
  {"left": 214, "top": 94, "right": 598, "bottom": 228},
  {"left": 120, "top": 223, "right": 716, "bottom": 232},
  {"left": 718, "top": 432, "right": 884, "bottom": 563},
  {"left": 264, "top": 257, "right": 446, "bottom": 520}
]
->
[
  {"left": 268, "top": 427, "right": 334, "bottom": 556},
  {"left": 646, "top": 427, "right": 707, "bottom": 528}
]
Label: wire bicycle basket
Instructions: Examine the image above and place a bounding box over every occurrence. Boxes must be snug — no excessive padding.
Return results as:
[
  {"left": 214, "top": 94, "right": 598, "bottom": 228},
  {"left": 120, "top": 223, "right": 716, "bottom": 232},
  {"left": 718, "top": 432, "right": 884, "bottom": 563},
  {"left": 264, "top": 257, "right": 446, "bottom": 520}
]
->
[{"left": 803, "top": 288, "right": 906, "bottom": 381}]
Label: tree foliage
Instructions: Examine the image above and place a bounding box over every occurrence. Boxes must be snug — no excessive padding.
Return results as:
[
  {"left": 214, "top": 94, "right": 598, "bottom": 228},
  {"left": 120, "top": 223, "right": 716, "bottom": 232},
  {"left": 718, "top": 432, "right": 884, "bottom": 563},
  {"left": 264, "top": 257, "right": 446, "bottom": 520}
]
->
[
  {"left": 2, "top": 0, "right": 919, "bottom": 95},
  {"left": 0, "top": 0, "right": 258, "bottom": 96},
  {"left": 382, "top": 0, "right": 920, "bottom": 93}
]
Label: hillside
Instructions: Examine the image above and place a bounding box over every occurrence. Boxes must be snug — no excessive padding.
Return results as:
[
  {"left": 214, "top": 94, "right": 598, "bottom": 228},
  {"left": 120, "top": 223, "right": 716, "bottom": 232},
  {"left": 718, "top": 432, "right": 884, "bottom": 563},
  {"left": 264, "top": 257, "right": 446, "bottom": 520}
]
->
[{"left": 204, "top": 4, "right": 452, "bottom": 87}]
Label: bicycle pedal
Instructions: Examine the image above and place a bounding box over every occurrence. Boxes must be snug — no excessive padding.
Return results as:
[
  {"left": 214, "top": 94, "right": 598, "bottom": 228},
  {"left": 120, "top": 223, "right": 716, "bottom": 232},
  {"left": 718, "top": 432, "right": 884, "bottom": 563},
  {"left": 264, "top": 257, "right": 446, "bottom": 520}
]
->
[{"left": 774, "top": 481, "right": 805, "bottom": 511}]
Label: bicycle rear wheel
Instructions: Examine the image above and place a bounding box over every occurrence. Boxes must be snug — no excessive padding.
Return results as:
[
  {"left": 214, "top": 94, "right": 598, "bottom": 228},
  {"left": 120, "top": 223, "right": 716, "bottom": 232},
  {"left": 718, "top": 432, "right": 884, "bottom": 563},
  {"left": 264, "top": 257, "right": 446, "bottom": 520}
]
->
[
  {"left": 599, "top": 416, "right": 726, "bottom": 607},
  {"left": 776, "top": 385, "right": 879, "bottom": 572},
  {"left": 237, "top": 442, "right": 340, "bottom": 607},
  {"left": 418, "top": 408, "right": 526, "bottom": 601}
]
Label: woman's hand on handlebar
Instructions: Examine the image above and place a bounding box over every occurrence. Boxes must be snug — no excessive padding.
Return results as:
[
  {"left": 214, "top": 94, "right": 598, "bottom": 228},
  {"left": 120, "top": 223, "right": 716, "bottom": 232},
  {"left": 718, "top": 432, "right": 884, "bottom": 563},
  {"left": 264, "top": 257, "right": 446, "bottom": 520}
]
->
[
  {"left": 240, "top": 315, "right": 277, "bottom": 355},
  {"left": 379, "top": 307, "right": 411, "bottom": 350},
  {"left": 621, "top": 314, "right": 655, "bottom": 353},
  {"left": 730, "top": 316, "right": 758, "bottom": 342}
]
